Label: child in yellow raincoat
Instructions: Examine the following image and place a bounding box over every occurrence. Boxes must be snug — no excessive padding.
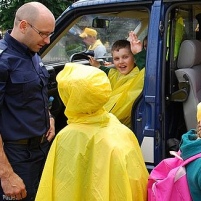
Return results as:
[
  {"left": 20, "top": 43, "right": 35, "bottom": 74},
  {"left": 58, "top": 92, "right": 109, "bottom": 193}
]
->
[
  {"left": 89, "top": 32, "right": 146, "bottom": 128},
  {"left": 35, "top": 64, "right": 149, "bottom": 201}
]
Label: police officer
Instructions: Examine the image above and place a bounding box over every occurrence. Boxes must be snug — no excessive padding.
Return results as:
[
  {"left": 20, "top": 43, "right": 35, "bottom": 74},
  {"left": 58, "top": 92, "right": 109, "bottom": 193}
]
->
[{"left": 0, "top": 2, "right": 55, "bottom": 200}]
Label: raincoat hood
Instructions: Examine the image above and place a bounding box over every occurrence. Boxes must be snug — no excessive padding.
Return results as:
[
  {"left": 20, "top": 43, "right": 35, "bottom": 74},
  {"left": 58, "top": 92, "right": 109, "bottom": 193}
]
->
[{"left": 56, "top": 63, "right": 112, "bottom": 121}]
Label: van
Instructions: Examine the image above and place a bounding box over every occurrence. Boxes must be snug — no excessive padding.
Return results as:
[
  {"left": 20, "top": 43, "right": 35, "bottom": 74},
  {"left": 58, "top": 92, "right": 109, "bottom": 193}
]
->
[{"left": 42, "top": 0, "right": 201, "bottom": 170}]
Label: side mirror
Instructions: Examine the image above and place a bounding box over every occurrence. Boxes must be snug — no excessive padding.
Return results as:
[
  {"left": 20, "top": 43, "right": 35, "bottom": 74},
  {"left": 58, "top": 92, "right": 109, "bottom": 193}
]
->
[{"left": 92, "top": 18, "right": 110, "bottom": 28}]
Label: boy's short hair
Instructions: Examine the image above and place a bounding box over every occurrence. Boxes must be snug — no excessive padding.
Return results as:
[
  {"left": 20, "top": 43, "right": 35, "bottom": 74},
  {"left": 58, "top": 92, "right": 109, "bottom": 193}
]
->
[{"left": 111, "top": 40, "right": 131, "bottom": 53}]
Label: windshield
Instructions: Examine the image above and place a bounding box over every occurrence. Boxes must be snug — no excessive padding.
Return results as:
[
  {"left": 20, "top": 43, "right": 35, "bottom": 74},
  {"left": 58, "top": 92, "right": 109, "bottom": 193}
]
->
[{"left": 42, "top": 10, "right": 149, "bottom": 64}]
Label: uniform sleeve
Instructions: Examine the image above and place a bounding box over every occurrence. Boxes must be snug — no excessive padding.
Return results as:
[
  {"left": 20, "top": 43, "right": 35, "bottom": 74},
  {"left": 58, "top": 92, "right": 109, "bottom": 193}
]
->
[{"left": 134, "top": 49, "right": 146, "bottom": 70}]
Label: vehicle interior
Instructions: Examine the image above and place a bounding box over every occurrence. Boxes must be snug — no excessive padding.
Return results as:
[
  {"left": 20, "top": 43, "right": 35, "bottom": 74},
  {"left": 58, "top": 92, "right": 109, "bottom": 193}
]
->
[
  {"left": 41, "top": 2, "right": 201, "bottom": 164},
  {"left": 164, "top": 3, "right": 201, "bottom": 154}
]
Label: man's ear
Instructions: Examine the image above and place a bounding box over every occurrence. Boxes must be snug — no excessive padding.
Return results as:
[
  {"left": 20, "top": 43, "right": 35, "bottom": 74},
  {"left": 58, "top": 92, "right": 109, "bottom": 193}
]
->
[{"left": 19, "top": 20, "right": 28, "bottom": 34}]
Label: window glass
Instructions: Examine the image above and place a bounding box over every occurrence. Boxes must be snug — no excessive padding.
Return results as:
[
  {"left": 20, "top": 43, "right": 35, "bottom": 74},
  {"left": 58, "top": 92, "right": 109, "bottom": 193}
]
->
[
  {"left": 167, "top": 4, "right": 201, "bottom": 63},
  {"left": 42, "top": 10, "right": 149, "bottom": 64}
]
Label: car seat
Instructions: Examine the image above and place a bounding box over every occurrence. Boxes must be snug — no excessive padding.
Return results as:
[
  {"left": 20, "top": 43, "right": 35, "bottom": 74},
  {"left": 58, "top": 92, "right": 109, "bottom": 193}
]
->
[{"left": 175, "top": 39, "right": 201, "bottom": 130}]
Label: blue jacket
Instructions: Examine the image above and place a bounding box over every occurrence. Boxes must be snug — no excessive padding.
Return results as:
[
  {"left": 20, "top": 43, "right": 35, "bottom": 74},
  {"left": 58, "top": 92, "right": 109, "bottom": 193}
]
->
[
  {"left": 180, "top": 130, "right": 201, "bottom": 201},
  {"left": 0, "top": 31, "right": 50, "bottom": 140}
]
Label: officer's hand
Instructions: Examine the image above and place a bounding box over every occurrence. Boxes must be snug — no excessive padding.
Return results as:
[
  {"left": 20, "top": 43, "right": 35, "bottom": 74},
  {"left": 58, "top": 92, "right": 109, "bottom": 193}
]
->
[
  {"left": 46, "top": 117, "right": 55, "bottom": 142},
  {"left": 1, "top": 172, "right": 27, "bottom": 200}
]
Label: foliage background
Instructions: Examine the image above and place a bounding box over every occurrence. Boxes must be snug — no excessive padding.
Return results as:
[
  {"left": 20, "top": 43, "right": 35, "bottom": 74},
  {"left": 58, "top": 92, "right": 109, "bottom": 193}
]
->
[{"left": 0, "top": 0, "right": 77, "bottom": 31}]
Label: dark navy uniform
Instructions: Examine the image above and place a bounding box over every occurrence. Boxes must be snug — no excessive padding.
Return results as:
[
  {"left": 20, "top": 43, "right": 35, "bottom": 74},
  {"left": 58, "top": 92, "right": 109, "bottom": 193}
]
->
[{"left": 0, "top": 31, "right": 51, "bottom": 201}]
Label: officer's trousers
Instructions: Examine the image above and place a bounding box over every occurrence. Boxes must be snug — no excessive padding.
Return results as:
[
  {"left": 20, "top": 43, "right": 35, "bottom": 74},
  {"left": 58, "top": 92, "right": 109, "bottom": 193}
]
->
[{"left": 0, "top": 140, "right": 50, "bottom": 201}]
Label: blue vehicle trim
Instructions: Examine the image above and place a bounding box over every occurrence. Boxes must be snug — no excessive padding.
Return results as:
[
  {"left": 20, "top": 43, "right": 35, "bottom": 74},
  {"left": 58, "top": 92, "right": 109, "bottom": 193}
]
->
[
  {"left": 72, "top": 0, "right": 152, "bottom": 9},
  {"left": 143, "top": 0, "right": 164, "bottom": 165}
]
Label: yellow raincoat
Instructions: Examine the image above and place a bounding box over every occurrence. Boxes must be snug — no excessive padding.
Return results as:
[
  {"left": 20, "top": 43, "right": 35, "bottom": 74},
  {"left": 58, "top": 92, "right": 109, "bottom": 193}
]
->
[
  {"left": 88, "top": 39, "right": 103, "bottom": 51},
  {"left": 35, "top": 63, "right": 148, "bottom": 201},
  {"left": 105, "top": 67, "right": 145, "bottom": 128}
]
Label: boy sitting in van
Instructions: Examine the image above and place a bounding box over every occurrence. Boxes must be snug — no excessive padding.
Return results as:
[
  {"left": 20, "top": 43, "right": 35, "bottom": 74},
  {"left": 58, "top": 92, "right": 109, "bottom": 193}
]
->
[{"left": 89, "top": 32, "right": 146, "bottom": 128}]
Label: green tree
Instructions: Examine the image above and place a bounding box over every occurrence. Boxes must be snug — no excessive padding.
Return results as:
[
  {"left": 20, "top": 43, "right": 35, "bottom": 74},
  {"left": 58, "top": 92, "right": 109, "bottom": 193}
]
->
[{"left": 0, "top": 0, "right": 75, "bottom": 31}]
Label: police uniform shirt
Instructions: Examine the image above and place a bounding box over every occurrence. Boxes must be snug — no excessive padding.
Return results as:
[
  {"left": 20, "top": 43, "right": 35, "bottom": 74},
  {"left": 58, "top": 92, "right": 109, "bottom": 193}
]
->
[{"left": 0, "top": 30, "right": 50, "bottom": 141}]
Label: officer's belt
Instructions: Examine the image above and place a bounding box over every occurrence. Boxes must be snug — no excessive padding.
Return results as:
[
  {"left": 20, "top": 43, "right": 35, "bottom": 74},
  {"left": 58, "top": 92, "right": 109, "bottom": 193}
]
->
[{"left": 4, "top": 134, "right": 47, "bottom": 145}]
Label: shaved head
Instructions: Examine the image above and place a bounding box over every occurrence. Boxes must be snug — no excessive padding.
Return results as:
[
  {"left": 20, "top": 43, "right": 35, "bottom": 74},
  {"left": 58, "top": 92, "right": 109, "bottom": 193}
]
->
[
  {"left": 10, "top": 1, "right": 55, "bottom": 52},
  {"left": 14, "top": 2, "right": 55, "bottom": 25}
]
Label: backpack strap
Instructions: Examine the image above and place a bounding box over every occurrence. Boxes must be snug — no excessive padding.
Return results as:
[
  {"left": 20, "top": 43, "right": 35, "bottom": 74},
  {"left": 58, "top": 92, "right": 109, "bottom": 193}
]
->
[{"left": 182, "top": 153, "right": 201, "bottom": 166}]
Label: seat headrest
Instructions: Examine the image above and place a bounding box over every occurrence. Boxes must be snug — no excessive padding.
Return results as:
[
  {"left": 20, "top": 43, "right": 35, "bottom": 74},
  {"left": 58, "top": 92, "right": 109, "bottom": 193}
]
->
[{"left": 177, "top": 40, "right": 201, "bottom": 69}]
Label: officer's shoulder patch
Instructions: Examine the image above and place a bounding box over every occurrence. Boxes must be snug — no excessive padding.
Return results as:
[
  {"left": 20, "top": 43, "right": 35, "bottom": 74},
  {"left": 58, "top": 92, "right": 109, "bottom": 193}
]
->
[
  {"left": 0, "top": 49, "right": 4, "bottom": 54},
  {"left": 0, "top": 41, "right": 8, "bottom": 55}
]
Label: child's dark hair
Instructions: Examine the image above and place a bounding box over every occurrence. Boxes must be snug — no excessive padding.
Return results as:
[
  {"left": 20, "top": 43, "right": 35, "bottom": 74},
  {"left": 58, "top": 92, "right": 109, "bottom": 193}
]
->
[
  {"left": 111, "top": 40, "right": 131, "bottom": 52},
  {"left": 143, "top": 36, "right": 147, "bottom": 49}
]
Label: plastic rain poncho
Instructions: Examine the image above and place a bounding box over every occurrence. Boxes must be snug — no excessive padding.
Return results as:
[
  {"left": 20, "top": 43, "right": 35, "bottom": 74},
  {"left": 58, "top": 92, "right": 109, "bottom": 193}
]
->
[
  {"left": 105, "top": 67, "right": 145, "bottom": 128},
  {"left": 35, "top": 63, "right": 148, "bottom": 201}
]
